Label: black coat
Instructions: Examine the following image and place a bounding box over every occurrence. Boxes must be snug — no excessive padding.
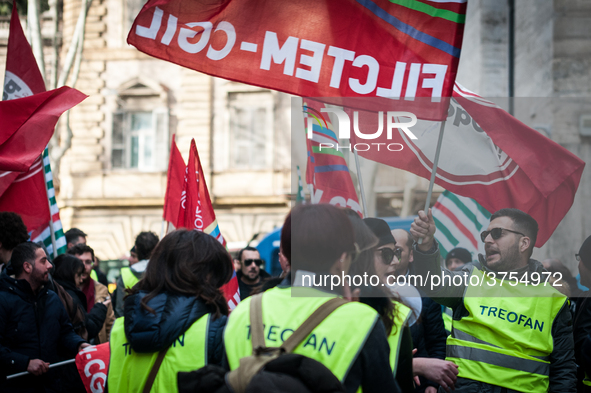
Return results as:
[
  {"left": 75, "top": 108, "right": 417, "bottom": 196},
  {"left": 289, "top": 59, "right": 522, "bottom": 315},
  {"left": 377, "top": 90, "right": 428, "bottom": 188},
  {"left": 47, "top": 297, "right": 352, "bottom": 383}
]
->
[
  {"left": 0, "top": 272, "right": 86, "bottom": 393},
  {"left": 55, "top": 279, "right": 107, "bottom": 341},
  {"left": 574, "top": 295, "right": 591, "bottom": 392},
  {"left": 410, "top": 296, "right": 447, "bottom": 392}
]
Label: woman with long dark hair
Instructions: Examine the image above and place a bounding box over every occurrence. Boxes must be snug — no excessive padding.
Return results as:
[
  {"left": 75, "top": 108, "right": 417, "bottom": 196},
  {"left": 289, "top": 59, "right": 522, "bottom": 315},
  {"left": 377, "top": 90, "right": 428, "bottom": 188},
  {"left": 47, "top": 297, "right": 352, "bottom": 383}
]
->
[
  {"left": 52, "top": 254, "right": 108, "bottom": 341},
  {"left": 346, "top": 216, "right": 414, "bottom": 392},
  {"left": 107, "top": 229, "right": 233, "bottom": 393}
]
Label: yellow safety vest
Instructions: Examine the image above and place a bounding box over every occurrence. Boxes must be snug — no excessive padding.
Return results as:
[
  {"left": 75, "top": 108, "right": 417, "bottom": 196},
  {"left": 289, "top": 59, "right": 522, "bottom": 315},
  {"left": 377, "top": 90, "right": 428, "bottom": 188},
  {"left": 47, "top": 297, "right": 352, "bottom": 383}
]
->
[
  {"left": 584, "top": 372, "right": 591, "bottom": 387},
  {"left": 121, "top": 267, "right": 140, "bottom": 289},
  {"left": 107, "top": 314, "right": 210, "bottom": 393},
  {"left": 447, "top": 267, "right": 567, "bottom": 392},
  {"left": 442, "top": 307, "right": 453, "bottom": 334},
  {"left": 387, "top": 301, "right": 411, "bottom": 377},
  {"left": 224, "top": 286, "right": 378, "bottom": 382}
]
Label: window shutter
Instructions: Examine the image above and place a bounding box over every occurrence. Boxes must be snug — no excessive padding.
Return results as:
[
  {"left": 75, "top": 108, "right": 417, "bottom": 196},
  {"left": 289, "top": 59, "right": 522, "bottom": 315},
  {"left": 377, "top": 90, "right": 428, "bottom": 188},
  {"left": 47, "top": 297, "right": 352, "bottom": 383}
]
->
[
  {"left": 111, "top": 111, "right": 125, "bottom": 169},
  {"left": 153, "top": 108, "right": 169, "bottom": 171}
]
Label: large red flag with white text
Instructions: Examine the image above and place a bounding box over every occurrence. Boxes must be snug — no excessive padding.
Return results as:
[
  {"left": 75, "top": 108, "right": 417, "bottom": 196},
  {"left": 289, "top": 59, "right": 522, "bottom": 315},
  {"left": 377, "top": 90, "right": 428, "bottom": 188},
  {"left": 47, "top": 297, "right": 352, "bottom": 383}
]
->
[
  {"left": 177, "top": 140, "right": 241, "bottom": 311},
  {"left": 304, "top": 99, "right": 362, "bottom": 216},
  {"left": 350, "top": 83, "right": 585, "bottom": 246},
  {"left": 128, "top": 0, "right": 466, "bottom": 118}
]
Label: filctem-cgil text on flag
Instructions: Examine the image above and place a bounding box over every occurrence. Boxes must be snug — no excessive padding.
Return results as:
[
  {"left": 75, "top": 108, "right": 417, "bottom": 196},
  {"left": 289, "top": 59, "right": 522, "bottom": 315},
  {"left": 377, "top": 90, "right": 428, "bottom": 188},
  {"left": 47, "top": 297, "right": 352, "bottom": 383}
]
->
[
  {"left": 127, "top": 0, "right": 466, "bottom": 119},
  {"left": 432, "top": 190, "right": 491, "bottom": 261}
]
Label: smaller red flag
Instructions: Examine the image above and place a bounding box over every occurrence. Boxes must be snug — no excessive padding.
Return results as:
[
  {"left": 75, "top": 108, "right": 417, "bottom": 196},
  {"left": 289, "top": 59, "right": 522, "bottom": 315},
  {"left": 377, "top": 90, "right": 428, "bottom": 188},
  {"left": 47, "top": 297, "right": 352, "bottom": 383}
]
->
[
  {"left": 0, "top": 87, "right": 87, "bottom": 172},
  {"left": 75, "top": 343, "right": 110, "bottom": 393},
  {"left": 177, "top": 140, "right": 241, "bottom": 310},
  {"left": 0, "top": 157, "right": 50, "bottom": 232},
  {"left": 163, "top": 134, "right": 186, "bottom": 224}
]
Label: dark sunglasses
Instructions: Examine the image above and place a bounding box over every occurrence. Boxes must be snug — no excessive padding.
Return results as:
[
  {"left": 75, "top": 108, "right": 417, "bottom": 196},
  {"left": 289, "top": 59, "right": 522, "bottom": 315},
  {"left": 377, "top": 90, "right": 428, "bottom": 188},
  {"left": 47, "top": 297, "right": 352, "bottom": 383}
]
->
[
  {"left": 244, "top": 258, "right": 263, "bottom": 267},
  {"left": 377, "top": 248, "right": 402, "bottom": 265},
  {"left": 480, "top": 227, "right": 525, "bottom": 242}
]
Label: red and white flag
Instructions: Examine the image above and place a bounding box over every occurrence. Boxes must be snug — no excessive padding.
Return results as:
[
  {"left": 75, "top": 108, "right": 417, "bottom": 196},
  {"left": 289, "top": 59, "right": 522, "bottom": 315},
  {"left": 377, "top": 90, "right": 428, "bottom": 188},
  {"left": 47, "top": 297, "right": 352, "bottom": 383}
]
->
[
  {"left": 351, "top": 83, "right": 585, "bottom": 246},
  {"left": 177, "top": 140, "right": 241, "bottom": 311},
  {"left": 1, "top": 1, "right": 47, "bottom": 193},
  {"left": 162, "top": 134, "right": 186, "bottom": 226},
  {"left": 75, "top": 344, "right": 110, "bottom": 393},
  {"left": 0, "top": 87, "right": 86, "bottom": 172},
  {"left": 1, "top": 1, "right": 84, "bottom": 253},
  {"left": 128, "top": 0, "right": 466, "bottom": 118}
]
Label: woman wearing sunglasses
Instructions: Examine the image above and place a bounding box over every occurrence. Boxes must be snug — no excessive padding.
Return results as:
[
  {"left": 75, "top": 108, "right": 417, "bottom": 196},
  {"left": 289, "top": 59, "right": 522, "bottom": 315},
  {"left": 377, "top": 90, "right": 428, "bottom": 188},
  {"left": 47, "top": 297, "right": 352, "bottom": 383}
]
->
[{"left": 345, "top": 216, "right": 414, "bottom": 393}]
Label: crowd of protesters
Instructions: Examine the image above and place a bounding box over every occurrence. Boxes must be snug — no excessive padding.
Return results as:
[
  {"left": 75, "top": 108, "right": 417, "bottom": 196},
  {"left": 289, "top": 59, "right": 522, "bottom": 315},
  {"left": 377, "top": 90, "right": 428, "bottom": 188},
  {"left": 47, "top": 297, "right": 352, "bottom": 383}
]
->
[{"left": 1, "top": 205, "right": 591, "bottom": 392}]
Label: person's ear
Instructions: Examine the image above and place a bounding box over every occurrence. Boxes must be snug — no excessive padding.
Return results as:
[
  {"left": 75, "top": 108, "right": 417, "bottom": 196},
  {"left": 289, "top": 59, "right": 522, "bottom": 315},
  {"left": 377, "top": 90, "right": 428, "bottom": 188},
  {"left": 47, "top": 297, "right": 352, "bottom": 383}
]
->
[
  {"left": 23, "top": 261, "right": 33, "bottom": 274},
  {"left": 519, "top": 237, "right": 531, "bottom": 253},
  {"left": 409, "top": 249, "right": 414, "bottom": 263}
]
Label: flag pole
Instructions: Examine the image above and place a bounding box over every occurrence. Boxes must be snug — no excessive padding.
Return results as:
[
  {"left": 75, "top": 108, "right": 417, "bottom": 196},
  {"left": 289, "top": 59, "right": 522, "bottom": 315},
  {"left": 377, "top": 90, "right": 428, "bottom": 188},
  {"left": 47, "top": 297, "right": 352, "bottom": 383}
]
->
[
  {"left": 353, "top": 149, "right": 368, "bottom": 217},
  {"left": 418, "top": 119, "right": 447, "bottom": 244},
  {"left": 42, "top": 151, "right": 58, "bottom": 258}
]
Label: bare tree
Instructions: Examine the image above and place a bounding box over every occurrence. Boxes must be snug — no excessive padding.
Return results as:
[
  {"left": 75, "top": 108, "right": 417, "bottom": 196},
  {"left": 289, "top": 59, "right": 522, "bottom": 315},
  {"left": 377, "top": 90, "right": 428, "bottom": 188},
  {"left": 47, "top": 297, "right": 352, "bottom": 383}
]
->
[{"left": 25, "top": 0, "right": 93, "bottom": 183}]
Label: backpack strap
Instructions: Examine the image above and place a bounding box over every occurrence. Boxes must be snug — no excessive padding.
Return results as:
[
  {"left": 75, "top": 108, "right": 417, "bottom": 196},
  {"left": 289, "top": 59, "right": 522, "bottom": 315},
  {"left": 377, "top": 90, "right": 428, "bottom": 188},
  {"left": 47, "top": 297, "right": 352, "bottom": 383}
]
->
[
  {"left": 227, "top": 294, "right": 349, "bottom": 393},
  {"left": 280, "top": 297, "right": 348, "bottom": 353},
  {"left": 142, "top": 347, "right": 169, "bottom": 393},
  {"left": 250, "top": 293, "right": 266, "bottom": 351}
]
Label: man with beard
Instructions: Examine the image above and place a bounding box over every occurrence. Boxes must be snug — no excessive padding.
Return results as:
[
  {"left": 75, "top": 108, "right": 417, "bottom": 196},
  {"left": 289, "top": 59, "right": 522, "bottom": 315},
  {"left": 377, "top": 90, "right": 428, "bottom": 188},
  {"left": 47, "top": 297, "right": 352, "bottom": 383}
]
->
[
  {"left": 0, "top": 242, "right": 89, "bottom": 392},
  {"left": 236, "top": 246, "right": 270, "bottom": 300},
  {"left": 410, "top": 208, "right": 576, "bottom": 393}
]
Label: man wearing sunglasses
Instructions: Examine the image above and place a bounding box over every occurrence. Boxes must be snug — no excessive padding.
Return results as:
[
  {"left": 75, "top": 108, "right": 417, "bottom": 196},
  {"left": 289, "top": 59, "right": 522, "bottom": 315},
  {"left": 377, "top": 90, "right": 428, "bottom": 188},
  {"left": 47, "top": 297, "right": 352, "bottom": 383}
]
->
[
  {"left": 237, "top": 246, "right": 270, "bottom": 300},
  {"left": 410, "top": 208, "right": 576, "bottom": 393}
]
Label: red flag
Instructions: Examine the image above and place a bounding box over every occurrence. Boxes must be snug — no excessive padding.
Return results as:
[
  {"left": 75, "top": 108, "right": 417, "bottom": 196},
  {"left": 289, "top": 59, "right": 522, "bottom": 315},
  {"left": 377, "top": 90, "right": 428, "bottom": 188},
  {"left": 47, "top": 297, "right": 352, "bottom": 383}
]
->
[
  {"left": 0, "top": 87, "right": 87, "bottom": 172},
  {"left": 304, "top": 99, "right": 362, "bottom": 216},
  {"left": 1, "top": 0, "right": 48, "bottom": 195},
  {"left": 75, "top": 343, "right": 110, "bottom": 393},
  {"left": 163, "top": 134, "right": 186, "bottom": 224},
  {"left": 351, "top": 83, "right": 585, "bottom": 246},
  {"left": 177, "top": 140, "right": 241, "bottom": 310},
  {"left": 0, "top": 157, "right": 50, "bottom": 232},
  {"left": 3, "top": 1, "right": 46, "bottom": 99},
  {"left": 127, "top": 0, "right": 465, "bottom": 118}
]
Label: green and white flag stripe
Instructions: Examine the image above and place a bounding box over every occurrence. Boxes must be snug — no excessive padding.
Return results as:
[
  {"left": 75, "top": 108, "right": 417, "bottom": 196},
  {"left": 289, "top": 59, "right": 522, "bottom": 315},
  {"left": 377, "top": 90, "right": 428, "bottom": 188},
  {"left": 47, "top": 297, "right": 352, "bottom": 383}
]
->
[
  {"left": 31, "top": 147, "right": 67, "bottom": 256},
  {"left": 296, "top": 165, "right": 305, "bottom": 204},
  {"left": 432, "top": 190, "right": 490, "bottom": 260}
]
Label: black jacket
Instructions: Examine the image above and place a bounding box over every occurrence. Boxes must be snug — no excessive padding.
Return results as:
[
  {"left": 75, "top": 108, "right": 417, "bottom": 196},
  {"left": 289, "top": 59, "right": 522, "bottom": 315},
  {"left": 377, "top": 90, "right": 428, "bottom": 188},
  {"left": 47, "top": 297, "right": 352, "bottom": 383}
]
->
[
  {"left": 574, "top": 295, "right": 591, "bottom": 392},
  {"left": 0, "top": 272, "right": 86, "bottom": 393},
  {"left": 236, "top": 269, "right": 271, "bottom": 300},
  {"left": 122, "top": 290, "right": 227, "bottom": 365},
  {"left": 410, "top": 296, "right": 447, "bottom": 392},
  {"left": 55, "top": 279, "right": 107, "bottom": 341}
]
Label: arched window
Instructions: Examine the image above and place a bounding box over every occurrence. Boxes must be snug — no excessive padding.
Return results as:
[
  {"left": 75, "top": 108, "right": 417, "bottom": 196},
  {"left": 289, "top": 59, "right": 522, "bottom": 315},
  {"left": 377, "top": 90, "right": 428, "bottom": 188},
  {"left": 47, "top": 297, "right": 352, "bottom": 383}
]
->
[{"left": 111, "top": 78, "right": 169, "bottom": 171}]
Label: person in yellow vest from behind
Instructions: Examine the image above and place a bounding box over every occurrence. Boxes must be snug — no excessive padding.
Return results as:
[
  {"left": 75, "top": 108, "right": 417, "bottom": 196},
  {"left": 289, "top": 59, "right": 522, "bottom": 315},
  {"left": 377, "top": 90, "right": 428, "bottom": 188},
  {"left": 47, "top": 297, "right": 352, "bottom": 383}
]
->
[
  {"left": 411, "top": 208, "right": 577, "bottom": 392},
  {"left": 224, "top": 204, "right": 401, "bottom": 393},
  {"left": 114, "top": 231, "right": 159, "bottom": 318},
  {"left": 107, "top": 229, "right": 233, "bottom": 393}
]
